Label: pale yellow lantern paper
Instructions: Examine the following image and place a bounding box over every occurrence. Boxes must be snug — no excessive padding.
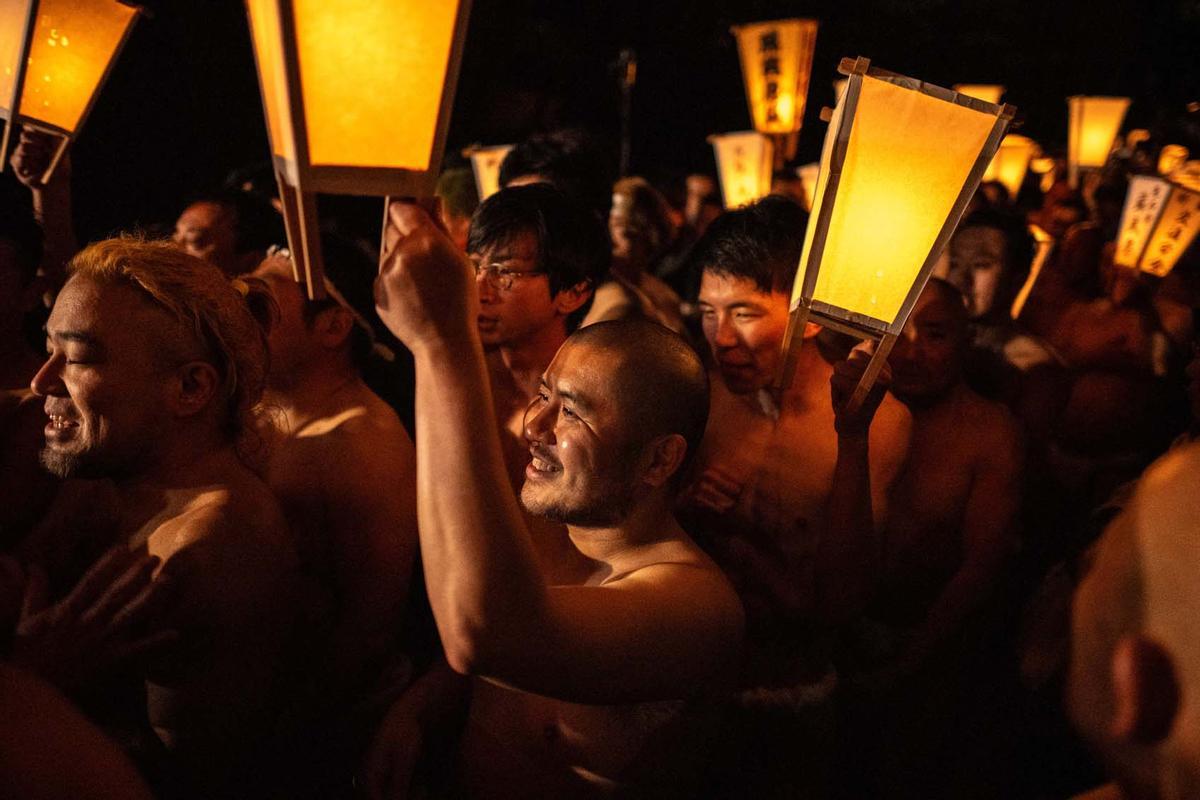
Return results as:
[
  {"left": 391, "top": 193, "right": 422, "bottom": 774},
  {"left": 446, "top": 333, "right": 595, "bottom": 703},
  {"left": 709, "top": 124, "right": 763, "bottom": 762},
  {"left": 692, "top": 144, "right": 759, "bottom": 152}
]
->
[
  {"left": 1159, "top": 145, "right": 1189, "bottom": 176},
  {"left": 466, "top": 144, "right": 513, "bottom": 201},
  {"left": 780, "top": 57, "right": 1014, "bottom": 406},
  {"left": 709, "top": 131, "right": 773, "bottom": 209},
  {"left": 0, "top": 0, "right": 139, "bottom": 181},
  {"left": 1114, "top": 175, "right": 1200, "bottom": 277},
  {"left": 984, "top": 134, "right": 1038, "bottom": 200},
  {"left": 953, "top": 84, "right": 1005, "bottom": 105},
  {"left": 796, "top": 162, "right": 820, "bottom": 211},
  {"left": 1067, "top": 95, "right": 1130, "bottom": 187},
  {"left": 244, "top": 0, "right": 472, "bottom": 298}
]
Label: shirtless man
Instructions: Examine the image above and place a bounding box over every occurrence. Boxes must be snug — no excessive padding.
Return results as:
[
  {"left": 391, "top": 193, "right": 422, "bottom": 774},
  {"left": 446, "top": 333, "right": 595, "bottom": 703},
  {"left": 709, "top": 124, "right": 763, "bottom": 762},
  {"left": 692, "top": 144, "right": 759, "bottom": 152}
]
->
[
  {"left": 684, "top": 196, "right": 911, "bottom": 797},
  {"left": 24, "top": 239, "right": 302, "bottom": 795},
  {"left": 868, "top": 278, "right": 1023, "bottom": 682},
  {"left": 366, "top": 202, "right": 743, "bottom": 799},
  {"left": 249, "top": 248, "right": 418, "bottom": 781},
  {"left": 1068, "top": 441, "right": 1200, "bottom": 800},
  {"left": 173, "top": 190, "right": 283, "bottom": 278},
  {"left": 840, "top": 280, "right": 1023, "bottom": 798}
]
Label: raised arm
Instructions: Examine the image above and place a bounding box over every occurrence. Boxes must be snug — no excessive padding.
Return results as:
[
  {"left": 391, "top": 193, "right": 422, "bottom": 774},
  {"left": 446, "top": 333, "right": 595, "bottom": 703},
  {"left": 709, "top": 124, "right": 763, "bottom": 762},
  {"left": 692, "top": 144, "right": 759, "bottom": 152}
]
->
[{"left": 374, "top": 204, "right": 739, "bottom": 703}]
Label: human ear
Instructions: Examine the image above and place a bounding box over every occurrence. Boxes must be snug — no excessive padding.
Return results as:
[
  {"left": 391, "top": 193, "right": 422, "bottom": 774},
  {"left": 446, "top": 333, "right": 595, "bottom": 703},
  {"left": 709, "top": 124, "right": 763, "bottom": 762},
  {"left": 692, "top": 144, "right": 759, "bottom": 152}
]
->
[
  {"left": 315, "top": 306, "right": 355, "bottom": 349},
  {"left": 554, "top": 281, "right": 593, "bottom": 316},
  {"left": 639, "top": 434, "right": 688, "bottom": 488},
  {"left": 172, "top": 361, "right": 221, "bottom": 418},
  {"left": 1109, "top": 635, "right": 1180, "bottom": 744},
  {"left": 802, "top": 321, "right": 822, "bottom": 340}
]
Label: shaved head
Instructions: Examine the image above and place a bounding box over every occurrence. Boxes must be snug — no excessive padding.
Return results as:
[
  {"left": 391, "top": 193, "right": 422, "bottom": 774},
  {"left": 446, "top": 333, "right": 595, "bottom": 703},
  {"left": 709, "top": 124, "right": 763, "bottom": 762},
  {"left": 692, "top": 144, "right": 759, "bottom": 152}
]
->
[{"left": 567, "top": 319, "right": 709, "bottom": 486}]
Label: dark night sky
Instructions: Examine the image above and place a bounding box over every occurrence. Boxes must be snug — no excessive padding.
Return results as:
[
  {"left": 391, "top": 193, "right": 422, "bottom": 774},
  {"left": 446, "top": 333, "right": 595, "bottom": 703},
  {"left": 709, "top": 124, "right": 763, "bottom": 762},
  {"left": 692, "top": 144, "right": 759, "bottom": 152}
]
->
[{"left": 59, "top": 0, "right": 1200, "bottom": 244}]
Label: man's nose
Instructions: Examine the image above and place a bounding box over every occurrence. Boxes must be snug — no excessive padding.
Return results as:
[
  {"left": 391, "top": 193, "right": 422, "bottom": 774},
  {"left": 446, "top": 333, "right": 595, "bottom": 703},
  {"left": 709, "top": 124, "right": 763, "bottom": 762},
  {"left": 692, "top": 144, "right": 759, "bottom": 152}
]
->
[
  {"left": 30, "top": 353, "right": 65, "bottom": 398},
  {"left": 523, "top": 398, "right": 557, "bottom": 446},
  {"left": 475, "top": 270, "right": 500, "bottom": 303},
  {"left": 713, "top": 313, "right": 739, "bottom": 348}
]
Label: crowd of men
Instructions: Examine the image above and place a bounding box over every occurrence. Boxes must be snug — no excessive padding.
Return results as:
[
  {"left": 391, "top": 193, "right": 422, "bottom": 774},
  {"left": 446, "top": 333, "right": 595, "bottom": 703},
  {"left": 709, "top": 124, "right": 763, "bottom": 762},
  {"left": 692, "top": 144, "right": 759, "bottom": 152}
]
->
[{"left": 1, "top": 120, "right": 1199, "bottom": 800}]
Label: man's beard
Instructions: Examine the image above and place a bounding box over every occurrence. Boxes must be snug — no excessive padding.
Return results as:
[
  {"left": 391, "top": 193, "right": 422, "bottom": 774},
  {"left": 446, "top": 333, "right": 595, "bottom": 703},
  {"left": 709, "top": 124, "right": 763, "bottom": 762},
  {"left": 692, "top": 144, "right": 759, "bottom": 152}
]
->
[
  {"left": 520, "top": 465, "right": 641, "bottom": 528},
  {"left": 40, "top": 440, "right": 140, "bottom": 481}
]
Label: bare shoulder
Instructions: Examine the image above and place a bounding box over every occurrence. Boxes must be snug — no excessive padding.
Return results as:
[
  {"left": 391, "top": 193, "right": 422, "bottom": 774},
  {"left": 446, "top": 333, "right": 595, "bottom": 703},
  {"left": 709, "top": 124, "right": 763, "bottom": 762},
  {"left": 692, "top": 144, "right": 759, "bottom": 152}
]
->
[
  {"left": 302, "top": 390, "right": 414, "bottom": 474},
  {"left": 154, "top": 466, "right": 291, "bottom": 559},
  {"left": 606, "top": 535, "right": 744, "bottom": 631}
]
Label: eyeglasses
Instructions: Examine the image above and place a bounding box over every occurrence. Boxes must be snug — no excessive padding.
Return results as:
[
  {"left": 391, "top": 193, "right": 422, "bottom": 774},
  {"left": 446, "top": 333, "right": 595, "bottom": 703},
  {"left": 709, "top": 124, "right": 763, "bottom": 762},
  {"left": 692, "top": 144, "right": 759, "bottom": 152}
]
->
[{"left": 471, "top": 261, "right": 548, "bottom": 291}]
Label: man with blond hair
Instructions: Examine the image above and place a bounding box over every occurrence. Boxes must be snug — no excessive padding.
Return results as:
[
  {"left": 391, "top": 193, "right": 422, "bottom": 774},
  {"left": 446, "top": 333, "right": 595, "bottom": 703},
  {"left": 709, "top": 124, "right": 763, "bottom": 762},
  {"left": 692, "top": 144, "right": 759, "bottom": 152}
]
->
[{"left": 22, "top": 238, "right": 302, "bottom": 796}]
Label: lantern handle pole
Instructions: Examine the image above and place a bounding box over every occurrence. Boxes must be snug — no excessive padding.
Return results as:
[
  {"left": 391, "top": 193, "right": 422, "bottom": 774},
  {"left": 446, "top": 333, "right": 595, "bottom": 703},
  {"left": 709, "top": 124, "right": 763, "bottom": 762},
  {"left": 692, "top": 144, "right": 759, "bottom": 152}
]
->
[
  {"left": 774, "top": 301, "right": 811, "bottom": 392},
  {"left": 38, "top": 133, "right": 71, "bottom": 185},
  {"left": 843, "top": 332, "right": 897, "bottom": 416}
]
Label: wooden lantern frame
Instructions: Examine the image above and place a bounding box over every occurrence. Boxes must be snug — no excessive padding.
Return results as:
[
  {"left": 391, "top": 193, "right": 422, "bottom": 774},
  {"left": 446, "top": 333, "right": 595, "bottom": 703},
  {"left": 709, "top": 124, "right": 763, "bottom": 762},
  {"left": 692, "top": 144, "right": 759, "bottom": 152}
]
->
[
  {"left": 777, "top": 56, "right": 1016, "bottom": 409},
  {"left": 0, "top": 0, "right": 141, "bottom": 184},
  {"left": 244, "top": 0, "right": 472, "bottom": 299}
]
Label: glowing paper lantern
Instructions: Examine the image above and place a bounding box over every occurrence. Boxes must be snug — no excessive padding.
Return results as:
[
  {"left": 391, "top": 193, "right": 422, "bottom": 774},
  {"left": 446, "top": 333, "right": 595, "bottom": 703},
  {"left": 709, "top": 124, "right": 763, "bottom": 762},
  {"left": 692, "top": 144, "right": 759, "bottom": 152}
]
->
[
  {"left": 732, "top": 18, "right": 818, "bottom": 164},
  {"left": 953, "top": 84, "right": 1005, "bottom": 105},
  {"left": 464, "top": 144, "right": 512, "bottom": 201},
  {"left": 983, "top": 134, "right": 1038, "bottom": 201},
  {"left": 1158, "top": 145, "right": 1189, "bottom": 176},
  {"left": 709, "top": 131, "right": 774, "bottom": 209},
  {"left": 796, "top": 162, "right": 820, "bottom": 211},
  {"left": 1010, "top": 225, "right": 1054, "bottom": 320},
  {"left": 778, "top": 57, "right": 1014, "bottom": 406},
  {"left": 244, "top": 0, "right": 472, "bottom": 298},
  {"left": 1113, "top": 175, "right": 1200, "bottom": 277},
  {"left": 1067, "top": 95, "right": 1130, "bottom": 188},
  {"left": 0, "top": 0, "right": 139, "bottom": 182}
]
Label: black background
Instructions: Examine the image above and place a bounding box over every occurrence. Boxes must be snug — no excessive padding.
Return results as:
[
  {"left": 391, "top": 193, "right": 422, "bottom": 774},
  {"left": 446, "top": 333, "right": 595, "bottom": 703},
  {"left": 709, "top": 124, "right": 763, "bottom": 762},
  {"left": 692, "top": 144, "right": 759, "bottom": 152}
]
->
[{"left": 55, "top": 0, "right": 1200, "bottom": 242}]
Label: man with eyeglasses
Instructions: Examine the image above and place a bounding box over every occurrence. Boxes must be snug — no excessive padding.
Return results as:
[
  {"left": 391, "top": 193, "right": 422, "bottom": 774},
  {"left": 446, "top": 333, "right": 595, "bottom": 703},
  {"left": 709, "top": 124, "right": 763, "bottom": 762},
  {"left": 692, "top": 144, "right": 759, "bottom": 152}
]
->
[{"left": 468, "top": 185, "right": 610, "bottom": 572}]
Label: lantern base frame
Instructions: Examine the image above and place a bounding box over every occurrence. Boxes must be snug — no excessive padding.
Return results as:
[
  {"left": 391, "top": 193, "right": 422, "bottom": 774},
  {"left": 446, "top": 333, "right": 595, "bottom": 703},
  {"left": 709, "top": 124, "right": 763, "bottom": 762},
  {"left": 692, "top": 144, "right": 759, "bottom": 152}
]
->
[
  {"left": 0, "top": 118, "right": 72, "bottom": 185},
  {"left": 776, "top": 299, "right": 897, "bottom": 415}
]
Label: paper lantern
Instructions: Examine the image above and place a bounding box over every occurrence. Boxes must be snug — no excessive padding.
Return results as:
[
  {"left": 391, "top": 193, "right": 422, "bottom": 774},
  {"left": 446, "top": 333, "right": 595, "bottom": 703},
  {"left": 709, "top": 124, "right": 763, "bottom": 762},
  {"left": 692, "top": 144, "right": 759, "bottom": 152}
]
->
[
  {"left": 796, "top": 162, "right": 820, "bottom": 211},
  {"left": 709, "top": 131, "right": 774, "bottom": 209},
  {"left": 0, "top": 0, "right": 139, "bottom": 182},
  {"left": 464, "top": 144, "right": 512, "bottom": 201},
  {"left": 1030, "top": 155, "right": 1057, "bottom": 193},
  {"left": 778, "top": 57, "right": 1014, "bottom": 407},
  {"left": 1158, "top": 144, "right": 1189, "bottom": 176},
  {"left": 953, "top": 84, "right": 1005, "bottom": 105},
  {"left": 833, "top": 79, "right": 848, "bottom": 102},
  {"left": 732, "top": 18, "right": 817, "bottom": 164},
  {"left": 1067, "top": 95, "right": 1130, "bottom": 188},
  {"left": 983, "top": 134, "right": 1038, "bottom": 201},
  {"left": 244, "top": 0, "right": 472, "bottom": 298},
  {"left": 1010, "top": 225, "right": 1054, "bottom": 319},
  {"left": 1113, "top": 175, "right": 1200, "bottom": 277}
]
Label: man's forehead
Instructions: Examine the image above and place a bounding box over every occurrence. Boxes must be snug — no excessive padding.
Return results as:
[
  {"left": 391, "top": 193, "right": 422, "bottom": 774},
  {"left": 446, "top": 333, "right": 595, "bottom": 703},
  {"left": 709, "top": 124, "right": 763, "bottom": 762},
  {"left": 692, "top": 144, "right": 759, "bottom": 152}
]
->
[
  {"left": 474, "top": 229, "right": 539, "bottom": 260},
  {"left": 544, "top": 341, "right": 614, "bottom": 400},
  {"left": 49, "top": 276, "right": 168, "bottom": 341},
  {"left": 699, "top": 271, "right": 779, "bottom": 304}
]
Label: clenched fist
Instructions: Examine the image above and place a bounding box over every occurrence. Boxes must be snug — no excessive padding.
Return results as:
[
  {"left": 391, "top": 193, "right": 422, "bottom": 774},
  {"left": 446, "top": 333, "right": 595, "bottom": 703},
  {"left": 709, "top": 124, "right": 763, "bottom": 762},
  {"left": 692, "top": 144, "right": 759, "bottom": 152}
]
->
[{"left": 374, "top": 199, "right": 479, "bottom": 353}]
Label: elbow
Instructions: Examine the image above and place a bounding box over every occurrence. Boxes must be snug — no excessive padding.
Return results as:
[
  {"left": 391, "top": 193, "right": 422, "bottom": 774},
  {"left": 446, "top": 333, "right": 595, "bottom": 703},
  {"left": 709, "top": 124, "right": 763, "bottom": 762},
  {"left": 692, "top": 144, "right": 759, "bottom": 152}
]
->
[{"left": 439, "top": 617, "right": 498, "bottom": 677}]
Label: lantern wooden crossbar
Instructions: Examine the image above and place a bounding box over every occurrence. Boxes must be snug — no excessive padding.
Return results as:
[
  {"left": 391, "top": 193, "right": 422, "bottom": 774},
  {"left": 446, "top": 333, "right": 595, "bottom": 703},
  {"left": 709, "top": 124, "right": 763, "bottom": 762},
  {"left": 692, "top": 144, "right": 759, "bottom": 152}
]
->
[
  {"left": 732, "top": 18, "right": 818, "bottom": 167},
  {"left": 244, "top": 0, "right": 472, "bottom": 299},
  {"left": 777, "top": 57, "right": 1015, "bottom": 410},
  {"left": 1114, "top": 175, "right": 1200, "bottom": 278},
  {"left": 0, "top": 0, "right": 140, "bottom": 184},
  {"left": 709, "top": 130, "right": 774, "bottom": 209},
  {"left": 464, "top": 143, "right": 513, "bottom": 202},
  {"left": 1067, "top": 95, "right": 1129, "bottom": 188}
]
